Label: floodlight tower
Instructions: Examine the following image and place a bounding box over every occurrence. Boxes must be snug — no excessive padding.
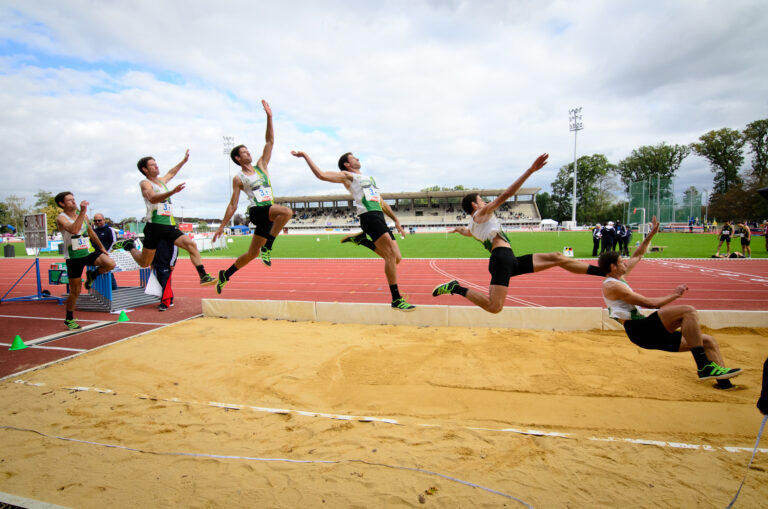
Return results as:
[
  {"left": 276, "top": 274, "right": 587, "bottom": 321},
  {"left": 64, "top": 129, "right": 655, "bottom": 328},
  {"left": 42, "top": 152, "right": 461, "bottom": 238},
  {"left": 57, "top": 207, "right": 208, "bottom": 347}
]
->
[
  {"left": 568, "top": 107, "right": 583, "bottom": 225},
  {"left": 222, "top": 135, "right": 235, "bottom": 226}
]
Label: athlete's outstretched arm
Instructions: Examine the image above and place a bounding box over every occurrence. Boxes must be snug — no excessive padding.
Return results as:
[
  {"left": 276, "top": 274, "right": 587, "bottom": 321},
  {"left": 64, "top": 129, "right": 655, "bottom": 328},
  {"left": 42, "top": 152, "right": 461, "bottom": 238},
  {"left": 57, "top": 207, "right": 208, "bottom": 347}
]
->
[
  {"left": 448, "top": 226, "right": 472, "bottom": 237},
  {"left": 258, "top": 100, "right": 274, "bottom": 171},
  {"left": 213, "top": 177, "right": 244, "bottom": 242},
  {"left": 141, "top": 180, "right": 185, "bottom": 204},
  {"left": 604, "top": 279, "right": 686, "bottom": 309},
  {"left": 625, "top": 216, "right": 659, "bottom": 275},
  {"left": 291, "top": 151, "right": 351, "bottom": 184},
  {"left": 474, "top": 153, "right": 548, "bottom": 222},
  {"left": 161, "top": 149, "right": 190, "bottom": 183}
]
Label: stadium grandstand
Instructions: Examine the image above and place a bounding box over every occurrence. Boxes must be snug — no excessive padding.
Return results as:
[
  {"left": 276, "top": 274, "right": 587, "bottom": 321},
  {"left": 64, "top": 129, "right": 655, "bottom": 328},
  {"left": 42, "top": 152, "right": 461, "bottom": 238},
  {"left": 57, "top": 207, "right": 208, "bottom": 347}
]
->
[{"left": 274, "top": 187, "right": 542, "bottom": 233}]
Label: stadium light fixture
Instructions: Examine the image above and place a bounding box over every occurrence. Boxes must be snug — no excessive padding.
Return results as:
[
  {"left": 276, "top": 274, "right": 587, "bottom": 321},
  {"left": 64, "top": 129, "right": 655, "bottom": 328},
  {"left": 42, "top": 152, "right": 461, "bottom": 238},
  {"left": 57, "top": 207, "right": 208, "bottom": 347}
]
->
[
  {"left": 568, "top": 107, "right": 583, "bottom": 225},
  {"left": 223, "top": 136, "right": 235, "bottom": 226}
]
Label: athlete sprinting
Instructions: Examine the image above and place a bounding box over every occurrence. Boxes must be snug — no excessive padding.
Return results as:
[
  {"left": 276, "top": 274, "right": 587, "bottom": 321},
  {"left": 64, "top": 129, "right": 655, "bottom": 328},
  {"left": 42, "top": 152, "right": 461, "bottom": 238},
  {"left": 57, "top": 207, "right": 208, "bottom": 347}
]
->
[
  {"left": 212, "top": 100, "right": 293, "bottom": 294},
  {"left": 600, "top": 216, "right": 741, "bottom": 387},
  {"left": 432, "top": 153, "right": 606, "bottom": 312},
  {"left": 124, "top": 150, "right": 216, "bottom": 286},
  {"left": 291, "top": 150, "right": 415, "bottom": 311},
  {"left": 55, "top": 192, "right": 116, "bottom": 330}
]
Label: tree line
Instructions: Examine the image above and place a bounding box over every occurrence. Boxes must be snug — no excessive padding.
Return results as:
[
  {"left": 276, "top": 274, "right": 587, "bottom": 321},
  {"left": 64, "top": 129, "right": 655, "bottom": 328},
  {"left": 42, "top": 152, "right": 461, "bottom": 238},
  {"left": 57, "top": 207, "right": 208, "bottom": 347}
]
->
[{"left": 537, "top": 119, "right": 768, "bottom": 224}]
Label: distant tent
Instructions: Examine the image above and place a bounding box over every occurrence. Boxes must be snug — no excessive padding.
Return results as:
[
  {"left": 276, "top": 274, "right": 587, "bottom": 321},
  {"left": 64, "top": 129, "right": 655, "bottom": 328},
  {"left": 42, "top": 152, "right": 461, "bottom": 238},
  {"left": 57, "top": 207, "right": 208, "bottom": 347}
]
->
[{"left": 540, "top": 219, "right": 558, "bottom": 230}]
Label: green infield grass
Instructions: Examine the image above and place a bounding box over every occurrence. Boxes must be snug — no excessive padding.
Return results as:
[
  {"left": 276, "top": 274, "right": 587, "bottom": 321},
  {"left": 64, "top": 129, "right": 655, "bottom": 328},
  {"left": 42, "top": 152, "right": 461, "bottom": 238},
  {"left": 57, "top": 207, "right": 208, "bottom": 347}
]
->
[{"left": 7, "top": 231, "right": 766, "bottom": 260}]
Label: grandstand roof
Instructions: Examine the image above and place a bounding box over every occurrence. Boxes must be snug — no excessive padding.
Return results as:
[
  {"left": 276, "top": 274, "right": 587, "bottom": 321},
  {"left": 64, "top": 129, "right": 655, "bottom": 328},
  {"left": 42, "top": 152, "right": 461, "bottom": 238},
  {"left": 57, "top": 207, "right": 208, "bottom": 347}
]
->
[{"left": 275, "top": 187, "right": 541, "bottom": 204}]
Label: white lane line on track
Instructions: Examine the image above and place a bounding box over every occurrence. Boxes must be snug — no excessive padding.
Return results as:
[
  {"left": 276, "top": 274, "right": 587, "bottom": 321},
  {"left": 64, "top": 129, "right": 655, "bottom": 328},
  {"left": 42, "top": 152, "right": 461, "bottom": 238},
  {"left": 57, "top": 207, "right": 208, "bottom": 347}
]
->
[
  {"left": 0, "top": 343, "right": 86, "bottom": 352},
  {"left": 428, "top": 260, "right": 543, "bottom": 307},
  {"left": 652, "top": 260, "right": 768, "bottom": 283},
  {"left": 0, "top": 314, "right": 171, "bottom": 327}
]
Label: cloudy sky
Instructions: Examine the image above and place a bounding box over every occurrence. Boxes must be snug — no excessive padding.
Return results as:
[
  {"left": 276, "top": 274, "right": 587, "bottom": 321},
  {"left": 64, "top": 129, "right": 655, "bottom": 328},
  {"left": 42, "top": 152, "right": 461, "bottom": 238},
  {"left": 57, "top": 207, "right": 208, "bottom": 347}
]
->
[{"left": 1, "top": 0, "right": 766, "bottom": 221}]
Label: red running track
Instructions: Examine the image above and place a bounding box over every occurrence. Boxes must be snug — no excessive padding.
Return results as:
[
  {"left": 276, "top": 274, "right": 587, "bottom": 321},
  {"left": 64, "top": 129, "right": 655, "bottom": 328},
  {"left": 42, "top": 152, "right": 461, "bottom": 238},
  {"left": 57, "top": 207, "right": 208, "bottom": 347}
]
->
[{"left": 1, "top": 257, "right": 767, "bottom": 378}]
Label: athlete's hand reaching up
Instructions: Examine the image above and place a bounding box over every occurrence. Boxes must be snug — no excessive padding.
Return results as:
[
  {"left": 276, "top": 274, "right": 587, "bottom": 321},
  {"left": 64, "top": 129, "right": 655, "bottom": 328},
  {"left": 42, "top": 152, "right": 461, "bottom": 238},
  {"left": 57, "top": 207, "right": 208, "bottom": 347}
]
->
[
  {"left": 172, "top": 183, "right": 186, "bottom": 195},
  {"left": 262, "top": 100, "right": 272, "bottom": 117},
  {"left": 529, "top": 153, "right": 549, "bottom": 172},
  {"left": 291, "top": 150, "right": 306, "bottom": 158},
  {"left": 650, "top": 215, "right": 660, "bottom": 234}
]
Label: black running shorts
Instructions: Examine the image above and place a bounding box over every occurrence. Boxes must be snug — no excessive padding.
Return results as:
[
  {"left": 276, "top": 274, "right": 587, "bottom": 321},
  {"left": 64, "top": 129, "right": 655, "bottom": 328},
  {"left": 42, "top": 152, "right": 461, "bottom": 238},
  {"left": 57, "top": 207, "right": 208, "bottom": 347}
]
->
[
  {"left": 66, "top": 250, "right": 103, "bottom": 279},
  {"left": 623, "top": 311, "right": 682, "bottom": 352},
  {"left": 719, "top": 234, "right": 731, "bottom": 243},
  {"left": 488, "top": 248, "right": 533, "bottom": 287},
  {"left": 142, "top": 222, "right": 184, "bottom": 250},
  {"left": 248, "top": 205, "right": 274, "bottom": 239},
  {"left": 359, "top": 211, "right": 394, "bottom": 243},
  {"left": 741, "top": 238, "right": 750, "bottom": 246}
]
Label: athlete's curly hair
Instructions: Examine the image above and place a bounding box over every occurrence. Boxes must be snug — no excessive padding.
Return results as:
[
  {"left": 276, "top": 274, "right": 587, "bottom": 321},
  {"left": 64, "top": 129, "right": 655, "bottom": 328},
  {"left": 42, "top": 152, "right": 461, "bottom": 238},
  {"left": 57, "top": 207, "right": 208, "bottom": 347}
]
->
[
  {"left": 461, "top": 193, "right": 480, "bottom": 215},
  {"left": 230, "top": 144, "right": 246, "bottom": 164},
  {"left": 598, "top": 251, "right": 621, "bottom": 275},
  {"left": 136, "top": 156, "right": 155, "bottom": 176},
  {"left": 337, "top": 152, "right": 353, "bottom": 171}
]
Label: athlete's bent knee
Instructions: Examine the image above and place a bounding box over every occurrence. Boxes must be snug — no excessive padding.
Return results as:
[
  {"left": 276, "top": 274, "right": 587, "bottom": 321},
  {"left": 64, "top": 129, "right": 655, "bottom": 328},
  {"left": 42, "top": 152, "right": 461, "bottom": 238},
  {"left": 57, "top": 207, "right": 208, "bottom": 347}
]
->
[
  {"left": 487, "top": 302, "right": 504, "bottom": 314},
  {"left": 681, "top": 305, "right": 698, "bottom": 317}
]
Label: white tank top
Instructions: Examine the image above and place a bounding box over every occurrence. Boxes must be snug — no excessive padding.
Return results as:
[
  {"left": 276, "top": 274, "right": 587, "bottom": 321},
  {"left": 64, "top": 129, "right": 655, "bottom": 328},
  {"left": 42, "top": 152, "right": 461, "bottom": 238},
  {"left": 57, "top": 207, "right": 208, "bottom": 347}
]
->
[
  {"left": 142, "top": 180, "right": 175, "bottom": 225},
  {"left": 57, "top": 212, "right": 91, "bottom": 260},
  {"left": 238, "top": 166, "right": 273, "bottom": 208},
  {"left": 468, "top": 213, "right": 509, "bottom": 252},
  {"left": 348, "top": 173, "right": 383, "bottom": 216},
  {"left": 602, "top": 276, "right": 643, "bottom": 320}
]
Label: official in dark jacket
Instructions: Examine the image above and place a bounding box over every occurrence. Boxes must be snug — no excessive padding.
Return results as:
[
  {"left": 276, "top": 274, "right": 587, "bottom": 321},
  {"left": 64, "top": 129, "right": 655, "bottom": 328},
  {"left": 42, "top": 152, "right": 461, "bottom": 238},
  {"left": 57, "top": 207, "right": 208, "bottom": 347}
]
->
[{"left": 92, "top": 213, "right": 118, "bottom": 289}]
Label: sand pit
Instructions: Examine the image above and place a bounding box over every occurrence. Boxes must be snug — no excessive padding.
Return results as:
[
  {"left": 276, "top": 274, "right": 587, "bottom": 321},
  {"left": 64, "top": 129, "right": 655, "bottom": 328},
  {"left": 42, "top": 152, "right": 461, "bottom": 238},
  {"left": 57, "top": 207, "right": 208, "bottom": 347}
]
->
[{"left": 0, "top": 317, "right": 766, "bottom": 507}]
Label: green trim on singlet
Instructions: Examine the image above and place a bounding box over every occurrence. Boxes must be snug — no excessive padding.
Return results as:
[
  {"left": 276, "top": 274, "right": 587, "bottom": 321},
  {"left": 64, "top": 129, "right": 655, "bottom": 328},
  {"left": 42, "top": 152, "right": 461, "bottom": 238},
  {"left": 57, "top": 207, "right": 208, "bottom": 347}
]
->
[
  {"left": 246, "top": 166, "right": 274, "bottom": 208},
  {"left": 481, "top": 230, "right": 510, "bottom": 253},
  {"left": 611, "top": 278, "right": 645, "bottom": 320},
  {"left": 360, "top": 176, "right": 383, "bottom": 213},
  {"left": 67, "top": 212, "right": 93, "bottom": 259},
  {"left": 151, "top": 181, "right": 176, "bottom": 225}
]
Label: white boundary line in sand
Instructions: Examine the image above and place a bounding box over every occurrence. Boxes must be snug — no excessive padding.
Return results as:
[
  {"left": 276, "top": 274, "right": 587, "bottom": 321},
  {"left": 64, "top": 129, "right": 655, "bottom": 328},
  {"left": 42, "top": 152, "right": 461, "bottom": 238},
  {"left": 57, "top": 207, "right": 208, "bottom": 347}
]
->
[
  {"left": 10, "top": 380, "right": 766, "bottom": 455},
  {"left": 0, "top": 490, "right": 71, "bottom": 509},
  {"left": 0, "top": 424, "right": 533, "bottom": 508}
]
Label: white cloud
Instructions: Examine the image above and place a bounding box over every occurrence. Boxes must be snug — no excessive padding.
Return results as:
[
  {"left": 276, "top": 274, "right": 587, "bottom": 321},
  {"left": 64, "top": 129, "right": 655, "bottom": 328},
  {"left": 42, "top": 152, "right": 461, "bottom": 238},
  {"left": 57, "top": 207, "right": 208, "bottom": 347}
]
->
[{"left": 0, "top": 0, "right": 766, "bottom": 221}]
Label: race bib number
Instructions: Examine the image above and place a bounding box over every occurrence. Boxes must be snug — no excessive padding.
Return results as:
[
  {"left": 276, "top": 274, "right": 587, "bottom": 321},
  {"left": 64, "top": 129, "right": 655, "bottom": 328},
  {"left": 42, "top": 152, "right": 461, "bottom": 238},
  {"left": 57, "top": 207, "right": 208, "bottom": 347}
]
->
[
  {"left": 363, "top": 186, "right": 381, "bottom": 202},
  {"left": 159, "top": 202, "right": 173, "bottom": 216},
  {"left": 721, "top": 229, "right": 730, "bottom": 235},
  {"left": 71, "top": 237, "right": 89, "bottom": 251},
  {"left": 255, "top": 186, "right": 273, "bottom": 202}
]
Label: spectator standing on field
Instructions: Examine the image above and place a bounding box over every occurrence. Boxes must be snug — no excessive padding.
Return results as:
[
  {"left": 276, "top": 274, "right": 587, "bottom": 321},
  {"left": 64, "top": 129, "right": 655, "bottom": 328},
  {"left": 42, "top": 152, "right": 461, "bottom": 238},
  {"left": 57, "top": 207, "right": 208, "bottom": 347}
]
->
[
  {"left": 592, "top": 223, "right": 602, "bottom": 257},
  {"left": 600, "top": 221, "right": 616, "bottom": 254}
]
